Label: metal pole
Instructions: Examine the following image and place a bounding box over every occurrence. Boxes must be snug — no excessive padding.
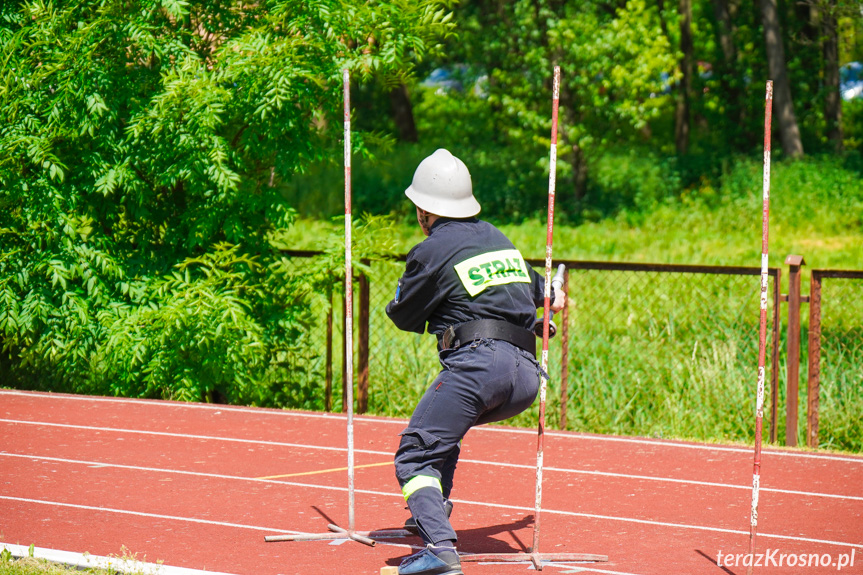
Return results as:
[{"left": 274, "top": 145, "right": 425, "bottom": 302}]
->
[
  {"left": 461, "top": 66, "right": 607, "bottom": 570},
  {"left": 530, "top": 65, "right": 561, "bottom": 570},
  {"left": 558, "top": 268, "right": 570, "bottom": 430},
  {"left": 769, "top": 268, "right": 781, "bottom": 443},
  {"left": 806, "top": 273, "right": 822, "bottom": 448},
  {"left": 326, "top": 289, "right": 333, "bottom": 412},
  {"left": 358, "top": 258, "right": 370, "bottom": 414},
  {"left": 342, "top": 68, "right": 356, "bottom": 533},
  {"left": 747, "top": 80, "right": 773, "bottom": 575},
  {"left": 264, "top": 69, "right": 383, "bottom": 548},
  {"left": 784, "top": 254, "right": 806, "bottom": 446}
]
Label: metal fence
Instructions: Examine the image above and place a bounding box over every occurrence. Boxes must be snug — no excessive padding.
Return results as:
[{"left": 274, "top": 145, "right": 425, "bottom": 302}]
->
[
  {"left": 546, "top": 261, "right": 780, "bottom": 442},
  {"left": 278, "top": 251, "right": 861, "bottom": 451},
  {"left": 286, "top": 251, "right": 793, "bottom": 443}
]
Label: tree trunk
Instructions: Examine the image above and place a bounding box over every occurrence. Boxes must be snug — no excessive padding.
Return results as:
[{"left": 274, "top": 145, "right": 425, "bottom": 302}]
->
[
  {"left": 572, "top": 142, "right": 588, "bottom": 203},
  {"left": 711, "top": 0, "right": 746, "bottom": 145},
  {"left": 675, "top": 0, "right": 694, "bottom": 155},
  {"left": 389, "top": 83, "right": 418, "bottom": 143},
  {"left": 821, "top": 0, "right": 843, "bottom": 149},
  {"left": 758, "top": 0, "right": 804, "bottom": 158},
  {"left": 560, "top": 78, "right": 588, "bottom": 204}
]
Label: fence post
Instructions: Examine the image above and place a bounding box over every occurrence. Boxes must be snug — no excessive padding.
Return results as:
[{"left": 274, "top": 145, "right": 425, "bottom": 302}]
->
[
  {"left": 806, "top": 272, "right": 822, "bottom": 448},
  {"left": 558, "top": 268, "right": 570, "bottom": 430},
  {"left": 357, "top": 260, "right": 370, "bottom": 414},
  {"left": 326, "top": 288, "right": 333, "bottom": 412},
  {"left": 342, "top": 277, "right": 348, "bottom": 413},
  {"left": 783, "top": 255, "right": 806, "bottom": 447},
  {"left": 769, "top": 268, "right": 781, "bottom": 443}
]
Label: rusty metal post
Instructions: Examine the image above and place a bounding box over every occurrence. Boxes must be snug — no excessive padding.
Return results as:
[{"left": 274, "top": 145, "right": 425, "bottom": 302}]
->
[
  {"left": 342, "top": 278, "right": 348, "bottom": 413},
  {"left": 746, "top": 82, "right": 773, "bottom": 575},
  {"left": 806, "top": 272, "right": 822, "bottom": 448},
  {"left": 357, "top": 259, "right": 370, "bottom": 414},
  {"left": 784, "top": 255, "right": 805, "bottom": 447},
  {"left": 558, "top": 268, "right": 570, "bottom": 430},
  {"left": 326, "top": 288, "right": 333, "bottom": 412},
  {"left": 769, "top": 268, "right": 781, "bottom": 443}
]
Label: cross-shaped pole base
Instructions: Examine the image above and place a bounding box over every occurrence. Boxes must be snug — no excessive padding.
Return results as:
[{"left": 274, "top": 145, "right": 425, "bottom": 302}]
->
[
  {"left": 265, "top": 524, "right": 411, "bottom": 546},
  {"left": 461, "top": 551, "right": 609, "bottom": 570}
]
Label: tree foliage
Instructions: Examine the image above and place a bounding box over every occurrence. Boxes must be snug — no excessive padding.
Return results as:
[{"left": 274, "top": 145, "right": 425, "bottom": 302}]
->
[
  {"left": 362, "top": 0, "right": 862, "bottom": 222},
  {"left": 0, "top": 0, "right": 452, "bottom": 401}
]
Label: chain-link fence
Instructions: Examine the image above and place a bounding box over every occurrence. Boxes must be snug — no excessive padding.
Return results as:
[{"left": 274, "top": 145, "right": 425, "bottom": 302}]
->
[
  {"left": 806, "top": 270, "right": 863, "bottom": 452},
  {"left": 289, "top": 252, "right": 789, "bottom": 445},
  {"left": 275, "top": 252, "right": 861, "bottom": 452},
  {"left": 551, "top": 262, "right": 780, "bottom": 443}
]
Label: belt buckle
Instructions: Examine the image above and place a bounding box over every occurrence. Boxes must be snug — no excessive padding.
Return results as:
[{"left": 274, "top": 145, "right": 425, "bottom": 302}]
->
[{"left": 442, "top": 325, "right": 457, "bottom": 350}]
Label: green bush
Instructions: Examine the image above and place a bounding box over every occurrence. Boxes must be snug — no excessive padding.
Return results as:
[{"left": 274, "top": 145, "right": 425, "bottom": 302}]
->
[{"left": 0, "top": 0, "right": 452, "bottom": 405}]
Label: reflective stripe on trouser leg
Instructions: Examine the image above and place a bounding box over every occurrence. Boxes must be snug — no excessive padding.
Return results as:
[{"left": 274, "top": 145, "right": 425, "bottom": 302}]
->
[
  {"left": 402, "top": 475, "right": 442, "bottom": 500},
  {"left": 404, "top": 482, "right": 456, "bottom": 545}
]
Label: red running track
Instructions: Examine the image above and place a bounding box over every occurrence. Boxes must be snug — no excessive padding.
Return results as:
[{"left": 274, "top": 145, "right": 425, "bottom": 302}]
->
[{"left": 1, "top": 390, "right": 861, "bottom": 575}]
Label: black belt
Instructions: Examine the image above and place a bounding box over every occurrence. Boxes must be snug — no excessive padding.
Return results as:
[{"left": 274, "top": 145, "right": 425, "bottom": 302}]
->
[{"left": 441, "top": 319, "right": 536, "bottom": 357}]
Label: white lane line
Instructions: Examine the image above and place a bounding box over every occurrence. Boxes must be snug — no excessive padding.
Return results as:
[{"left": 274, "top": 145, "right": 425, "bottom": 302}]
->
[
  {"left": 454, "top": 499, "right": 863, "bottom": 551},
  {"left": 0, "top": 542, "right": 239, "bottom": 575},
  {"left": 0, "top": 540, "right": 636, "bottom": 575},
  {"left": 3, "top": 492, "right": 861, "bottom": 552},
  {"left": 4, "top": 390, "right": 861, "bottom": 464},
  {"left": 0, "top": 418, "right": 387, "bottom": 456},
  {"left": 3, "top": 420, "right": 862, "bottom": 503},
  {"left": 0, "top": 390, "right": 348, "bottom": 421},
  {"left": 0, "top": 495, "right": 296, "bottom": 532},
  {"left": 487, "top": 426, "right": 863, "bottom": 464},
  {"left": 1, "top": 452, "right": 369, "bottom": 488}
]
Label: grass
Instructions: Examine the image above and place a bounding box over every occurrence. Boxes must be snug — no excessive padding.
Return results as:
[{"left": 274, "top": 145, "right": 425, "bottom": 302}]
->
[
  {"left": 0, "top": 558, "right": 110, "bottom": 575},
  {"left": 0, "top": 545, "right": 152, "bottom": 575}
]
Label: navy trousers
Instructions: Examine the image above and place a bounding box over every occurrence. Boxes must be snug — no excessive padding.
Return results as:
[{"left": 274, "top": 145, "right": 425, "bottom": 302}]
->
[{"left": 394, "top": 338, "right": 541, "bottom": 545}]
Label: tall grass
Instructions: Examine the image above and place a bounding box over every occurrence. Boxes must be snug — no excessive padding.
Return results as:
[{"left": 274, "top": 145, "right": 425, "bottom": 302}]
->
[
  {"left": 283, "top": 156, "right": 863, "bottom": 451},
  {"left": 281, "top": 154, "right": 863, "bottom": 452}
]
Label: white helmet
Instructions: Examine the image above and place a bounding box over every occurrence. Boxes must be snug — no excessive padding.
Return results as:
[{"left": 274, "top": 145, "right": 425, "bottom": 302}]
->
[{"left": 405, "top": 149, "right": 481, "bottom": 218}]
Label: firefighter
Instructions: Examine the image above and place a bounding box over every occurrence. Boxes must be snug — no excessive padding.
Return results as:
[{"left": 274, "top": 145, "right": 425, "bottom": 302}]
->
[{"left": 386, "top": 149, "right": 565, "bottom": 575}]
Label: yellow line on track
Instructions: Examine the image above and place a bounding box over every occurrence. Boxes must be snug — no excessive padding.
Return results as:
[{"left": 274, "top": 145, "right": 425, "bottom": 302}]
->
[{"left": 256, "top": 461, "right": 392, "bottom": 480}]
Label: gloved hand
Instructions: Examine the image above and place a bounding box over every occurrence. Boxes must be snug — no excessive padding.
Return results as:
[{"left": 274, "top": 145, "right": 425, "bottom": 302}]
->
[
  {"left": 550, "top": 263, "right": 566, "bottom": 312},
  {"left": 535, "top": 264, "right": 566, "bottom": 337}
]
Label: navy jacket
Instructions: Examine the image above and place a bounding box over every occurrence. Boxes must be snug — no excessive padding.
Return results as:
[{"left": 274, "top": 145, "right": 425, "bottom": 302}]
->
[{"left": 385, "top": 218, "right": 548, "bottom": 337}]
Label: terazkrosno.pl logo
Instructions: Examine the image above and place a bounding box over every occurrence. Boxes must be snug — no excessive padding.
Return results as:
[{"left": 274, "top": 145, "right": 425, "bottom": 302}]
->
[{"left": 717, "top": 549, "right": 857, "bottom": 571}]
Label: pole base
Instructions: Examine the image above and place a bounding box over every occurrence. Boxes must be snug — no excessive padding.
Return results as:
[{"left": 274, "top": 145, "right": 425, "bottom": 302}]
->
[
  {"left": 265, "top": 524, "right": 411, "bottom": 546},
  {"left": 460, "top": 551, "right": 608, "bottom": 570}
]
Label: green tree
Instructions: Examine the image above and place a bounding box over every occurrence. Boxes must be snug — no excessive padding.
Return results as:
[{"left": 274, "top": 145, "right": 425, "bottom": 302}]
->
[
  {"left": 0, "top": 0, "right": 453, "bottom": 402},
  {"left": 417, "top": 0, "right": 680, "bottom": 217}
]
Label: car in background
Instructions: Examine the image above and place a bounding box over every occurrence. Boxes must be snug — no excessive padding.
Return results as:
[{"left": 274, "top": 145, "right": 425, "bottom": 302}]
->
[
  {"left": 420, "top": 65, "right": 488, "bottom": 98},
  {"left": 840, "top": 61, "right": 862, "bottom": 101}
]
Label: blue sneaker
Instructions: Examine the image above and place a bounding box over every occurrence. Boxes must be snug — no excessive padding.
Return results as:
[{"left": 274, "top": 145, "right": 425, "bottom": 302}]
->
[
  {"left": 398, "top": 545, "right": 462, "bottom": 575},
  {"left": 404, "top": 499, "right": 453, "bottom": 535}
]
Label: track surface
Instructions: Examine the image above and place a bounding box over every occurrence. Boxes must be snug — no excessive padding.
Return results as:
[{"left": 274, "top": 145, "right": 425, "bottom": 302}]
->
[{"left": 1, "top": 390, "right": 861, "bottom": 574}]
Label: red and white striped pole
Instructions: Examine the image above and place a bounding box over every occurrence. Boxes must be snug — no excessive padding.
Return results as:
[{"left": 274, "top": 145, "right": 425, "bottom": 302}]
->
[
  {"left": 461, "top": 66, "right": 606, "bottom": 568},
  {"left": 263, "top": 71, "right": 374, "bottom": 546},
  {"left": 747, "top": 80, "right": 773, "bottom": 575},
  {"left": 343, "top": 68, "right": 356, "bottom": 533},
  {"left": 531, "top": 64, "right": 561, "bottom": 568}
]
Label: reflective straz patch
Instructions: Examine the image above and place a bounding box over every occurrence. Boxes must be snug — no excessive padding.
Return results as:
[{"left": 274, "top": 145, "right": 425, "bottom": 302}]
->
[{"left": 453, "top": 249, "right": 531, "bottom": 297}]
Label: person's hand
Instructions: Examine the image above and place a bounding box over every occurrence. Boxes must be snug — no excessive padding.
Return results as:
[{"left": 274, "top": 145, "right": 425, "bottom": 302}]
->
[{"left": 550, "top": 289, "right": 566, "bottom": 313}]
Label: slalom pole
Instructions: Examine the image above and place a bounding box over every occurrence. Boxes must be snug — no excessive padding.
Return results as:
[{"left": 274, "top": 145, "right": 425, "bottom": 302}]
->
[
  {"left": 343, "top": 67, "right": 356, "bottom": 535},
  {"left": 264, "top": 69, "right": 383, "bottom": 547},
  {"left": 747, "top": 80, "right": 773, "bottom": 575},
  {"left": 531, "top": 64, "right": 561, "bottom": 569},
  {"left": 461, "top": 66, "right": 606, "bottom": 570}
]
